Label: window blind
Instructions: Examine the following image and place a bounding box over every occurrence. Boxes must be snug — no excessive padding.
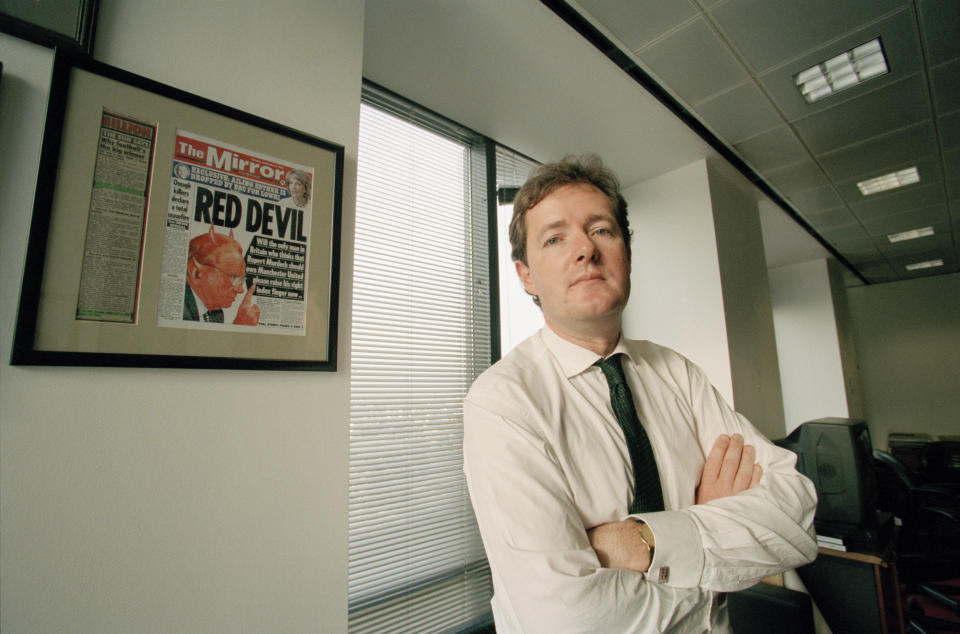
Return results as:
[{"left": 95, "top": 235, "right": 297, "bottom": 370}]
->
[
  {"left": 348, "top": 85, "right": 493, "bottom": 633},
  {"left": 495, "top": 145, "right": 539, "bottom": 199},
  {"left": 493, "top": 146, "right": 542, "bottom": 356}
]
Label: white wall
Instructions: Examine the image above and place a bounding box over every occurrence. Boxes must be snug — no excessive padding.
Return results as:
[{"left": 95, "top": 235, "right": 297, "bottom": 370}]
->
[
  {"left": 623, "top": 161, "right": 733, "bottom": 401},
  {"left": 846, "top": 272, "right": 960, "bottom": 448},
  {"left": 708, "top": 160, "right": 785, "bottom": 438},
  {"left": 769, "top": 259, "right": 863, "bottom": 432},
  {"left": 497, "top": 203, "right": 544, "bottom": 356},
  {"left": 0, "top": 1, "right": 362, "bottom": 631},
  {"left": 622, "top": 159, "right": 785, "bottom": 438}
]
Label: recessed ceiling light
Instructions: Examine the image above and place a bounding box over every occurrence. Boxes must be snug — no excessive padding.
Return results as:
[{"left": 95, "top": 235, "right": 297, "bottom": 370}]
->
[
  {"left": 888, "top": 226, "right": 934, "bottom": 243},
  {"left": 796, "top": 38, "right": 889, "bottom": 103},
  {"left": 857, "top": 167, "right": 920, "bottom": 196},
  {"left": 905, "top": 259, "right": 943, "bottom": 271}
]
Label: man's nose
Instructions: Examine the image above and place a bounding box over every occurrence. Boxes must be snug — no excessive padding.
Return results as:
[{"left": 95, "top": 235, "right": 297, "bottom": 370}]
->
[{"left": 574, "top": 232, "right": 600, "bottom": 262}]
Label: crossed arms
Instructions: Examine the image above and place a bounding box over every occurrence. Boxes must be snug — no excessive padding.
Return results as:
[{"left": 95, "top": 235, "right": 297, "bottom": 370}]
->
[
  {"left": 589, "top": 433, "right": 764, "bottom": 573},
  {"left": 464, "top": 379, "right": 816, "bottom": 630}
]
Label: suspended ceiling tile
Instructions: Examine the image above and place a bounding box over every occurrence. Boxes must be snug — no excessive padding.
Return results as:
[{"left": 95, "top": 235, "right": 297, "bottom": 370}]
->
[
  {"left": 735, "top": 126, "right": 809, "bottom": 172},
  {"left": 820, "top": 222, "right": 872, "bottom": 245},
  {"left": 945, "top": 147, "right": 960, "bottom": 181},
  {"left": 758, "top": 9, "right": 922, "bottom": 122},
  {"left": 792, "top": 74, "right": 931, "bottom": 154},
  {"left": 876, "top": 229, "right": 953, "bottom": 258},
  {"left": 880, "top": 239, "right": 949, "bottom": 260},
  {"left": 861, "top": 204, "right": 950, "bottom": 236},
  {"left": 763, "top": 160, "right": 831, "bottom": 195},
  {"left": 859, "top": 261, "right": 899, "bottom": 284},
  {"left": 948, "top": 173, "right": 960, "bottom": 200},
  {"left": 941, "top": 111, "right": 960, "bottom": 149},
  {"left": 785, "top": 185, "right": 846, "bottom": 213},
  {"left": 636, "top": 17, "right": 747, "bottom": 105},
  {"left": 931, "top": 58, "right": 960, "bottom": 114},
  {"left": 890, "top": 248, "right": 958, "bottom": 275},
  {"left": 803, "top": 206, "right": 859, "bottom": 230},
  {"left": 708, "top": 0, "right": 907, "bottom": 73},
  {"left": 692, "top": 82, "right": 782, "bottom": 144},
  {"left": 917, "top": 0, "right": 960, "bottom": 65},
  {"left": 577, "top": 0, "right": 698, "bottom": 52},
  {"left": 834, "top": 155, "right": 943, "bottom": 204},
  {"left": 816, "top": 121, "right": 937, "bottom": 183},
  {"left": 841, "top": 243, "right": 885, "bottom": 264},
  {"left": 851, "top": 182, "right": 946, "bottom": 220}
]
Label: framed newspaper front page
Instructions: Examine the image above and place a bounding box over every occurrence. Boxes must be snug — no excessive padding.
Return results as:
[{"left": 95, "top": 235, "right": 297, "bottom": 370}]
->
[{"left": 11, "top": 51, "right": 344, "bottom": 370}]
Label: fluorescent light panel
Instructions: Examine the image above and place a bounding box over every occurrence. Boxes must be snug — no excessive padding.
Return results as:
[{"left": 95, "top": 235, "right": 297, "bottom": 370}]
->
[
  {"left": 857, "top": 167, "right": 920, "bottom": 196},
  {"left": 888, "top": 226, "right": 934, "bottom": 243},
  {"left": 796, "top": 38, "right": 889, "bottom": 103},
  {"left": 905, "top": 259, "right": 943, "bottom": 271}
]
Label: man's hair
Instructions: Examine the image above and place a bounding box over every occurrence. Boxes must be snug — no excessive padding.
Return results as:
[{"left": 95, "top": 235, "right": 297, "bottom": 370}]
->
[{"left": 509, "top": 154, "right": 630, "bottom": 265}]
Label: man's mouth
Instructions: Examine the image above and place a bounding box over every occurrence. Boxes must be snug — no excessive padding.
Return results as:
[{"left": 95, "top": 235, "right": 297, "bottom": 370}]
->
[{"left": 572, "top": 273, "right": 604, "bottom": 286}]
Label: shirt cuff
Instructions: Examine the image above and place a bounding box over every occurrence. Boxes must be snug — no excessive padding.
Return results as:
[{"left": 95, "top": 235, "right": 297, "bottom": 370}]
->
[{"left": 628, "top": 511, "right": 704, "bottom": 588}]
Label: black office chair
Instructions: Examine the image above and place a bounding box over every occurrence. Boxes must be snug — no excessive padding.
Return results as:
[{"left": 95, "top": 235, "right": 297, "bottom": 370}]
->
[
  {"left": 728, "top": 583, "right": 815, "bottom": 634},
  {"left": 920, "top": 442, "right": 960, "bottom": 486},
  {"left": 874, "top": 450, "right": 960, "bottom": 633},
  {"left": 904, "top": 580, "right": 960, "bottom": 634},
  {"left": 873, "top": 449, "right": 960, "bottom": 578}
]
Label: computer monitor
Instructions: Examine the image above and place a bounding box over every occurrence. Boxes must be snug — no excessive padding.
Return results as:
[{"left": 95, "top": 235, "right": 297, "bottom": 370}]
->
[{"left": 775, "top": 418, "right": 877, "bottom": 531}]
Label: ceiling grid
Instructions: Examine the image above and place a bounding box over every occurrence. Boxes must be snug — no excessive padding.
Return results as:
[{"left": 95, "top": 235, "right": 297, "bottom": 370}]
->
[{"left": 567, "top": 0, "right": 959, "bottom": 284}]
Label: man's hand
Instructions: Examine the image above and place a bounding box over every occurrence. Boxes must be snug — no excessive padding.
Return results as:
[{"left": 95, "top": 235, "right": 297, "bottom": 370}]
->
[
  {"left": 590, "top": 434, "right": 762, "bottom": 571},
  {"left": 233, "top": 283, "right": 261, "bottom": 326},
  {"left": 588, "top": 520, "right": 651, "bottom": 573},
  {"left": 695, "top": 434, "right": 762, "bottom": 505}
]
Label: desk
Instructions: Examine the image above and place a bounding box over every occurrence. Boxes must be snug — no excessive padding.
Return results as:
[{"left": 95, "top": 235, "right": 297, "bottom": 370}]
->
[{"left": 798, "top": 546, "right": 905, "bottom": 634}]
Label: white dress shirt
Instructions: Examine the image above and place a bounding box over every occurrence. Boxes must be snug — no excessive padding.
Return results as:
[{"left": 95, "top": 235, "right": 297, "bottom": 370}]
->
[{"left": 463, "top": 327, "right": 817, "bottom": 633}]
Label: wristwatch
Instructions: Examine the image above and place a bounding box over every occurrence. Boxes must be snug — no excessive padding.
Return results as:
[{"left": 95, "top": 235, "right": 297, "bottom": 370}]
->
[{"left": 635, "top": 520, "right": 655, "bottom": 560}]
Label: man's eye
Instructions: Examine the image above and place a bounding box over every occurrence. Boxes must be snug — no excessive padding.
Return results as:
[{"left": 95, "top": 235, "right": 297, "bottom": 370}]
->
[{"left": 545, "top": 236, "right": 560, "bottom": 246}]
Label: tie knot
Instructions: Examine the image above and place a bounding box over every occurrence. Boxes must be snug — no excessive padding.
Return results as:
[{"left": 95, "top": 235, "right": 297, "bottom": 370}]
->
[{"left": 595, "top": 353, "right": 626, "bottom": 387}]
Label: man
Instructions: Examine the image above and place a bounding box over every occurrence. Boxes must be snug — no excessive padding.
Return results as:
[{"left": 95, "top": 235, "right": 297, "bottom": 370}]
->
[
  {"left": 463, "top": 155, "right": 817, "bottom": 632},
  {"left": 183, "top": 224, "right": 260, "bottom": 326}
]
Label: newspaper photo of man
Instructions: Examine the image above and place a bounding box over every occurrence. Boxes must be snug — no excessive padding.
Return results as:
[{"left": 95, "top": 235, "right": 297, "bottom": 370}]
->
[{"left": 182, "top": 224, "right": 260, "bottom": 326}]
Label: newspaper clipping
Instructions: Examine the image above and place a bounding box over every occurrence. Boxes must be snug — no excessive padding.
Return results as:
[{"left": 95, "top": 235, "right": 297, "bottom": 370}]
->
[
  {"left": 76, "top": 110, "right": 157, "bottom": 323},
  {"left": 157, "top": 131, "right": 312, "bottom": 335}
]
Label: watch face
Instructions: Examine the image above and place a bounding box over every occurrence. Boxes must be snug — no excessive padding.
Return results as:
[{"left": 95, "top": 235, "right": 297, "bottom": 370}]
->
[{"left": 638, "top": 522, "right": 655, "bottom": 548}]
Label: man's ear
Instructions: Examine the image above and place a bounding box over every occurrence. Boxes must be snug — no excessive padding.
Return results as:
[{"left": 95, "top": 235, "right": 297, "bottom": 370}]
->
[
  {"left": 515, "top": 259, "right": 537, "bottom": 296},
  {"left": 189, "top": 257, "right": 203, "bottom": 279}
]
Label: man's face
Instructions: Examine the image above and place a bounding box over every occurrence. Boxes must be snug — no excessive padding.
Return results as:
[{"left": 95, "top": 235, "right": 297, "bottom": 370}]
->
[
  {"left": 191, "top": 247, "right": 246, "bottom": 311},
  {"left": 515, "top": 183, "right": 631, "bottom": 335}
]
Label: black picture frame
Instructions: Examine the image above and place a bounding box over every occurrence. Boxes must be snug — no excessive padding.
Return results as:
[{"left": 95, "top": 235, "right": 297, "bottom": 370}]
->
[
  {"left": 11, "top": 50, "right": 344, "bottom": 370},
  {"left": 0, "top": 0, "right": 99, "bottom": 54}
]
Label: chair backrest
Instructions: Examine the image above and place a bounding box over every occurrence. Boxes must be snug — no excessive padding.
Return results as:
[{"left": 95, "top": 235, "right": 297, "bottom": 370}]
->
[
  {"left": 873, "top": 450, "right": 917, "bottom": 529},
  {"left": 874, "top": 449, "right": 917, "bottom": 489},
  {"left": 922, "top": 442, "right": 960, "bottom": 484}
]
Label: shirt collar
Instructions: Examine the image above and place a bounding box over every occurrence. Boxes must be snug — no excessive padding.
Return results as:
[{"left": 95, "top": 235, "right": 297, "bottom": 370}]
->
[
  {"left": 539, "top": 326, "right": 633, "bottom": 379},
  {"left": 190, "top": 285, "right": 210, "bottom": 315}
]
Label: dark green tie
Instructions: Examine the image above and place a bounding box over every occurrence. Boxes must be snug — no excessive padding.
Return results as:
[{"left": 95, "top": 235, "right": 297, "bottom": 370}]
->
[{"left": 595, "top": 354, "right": 665, "bottom": 513}]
